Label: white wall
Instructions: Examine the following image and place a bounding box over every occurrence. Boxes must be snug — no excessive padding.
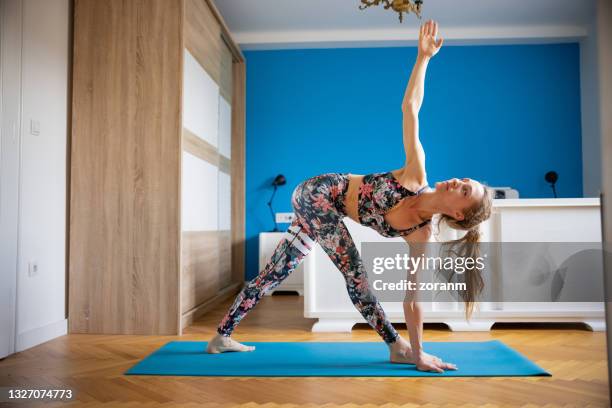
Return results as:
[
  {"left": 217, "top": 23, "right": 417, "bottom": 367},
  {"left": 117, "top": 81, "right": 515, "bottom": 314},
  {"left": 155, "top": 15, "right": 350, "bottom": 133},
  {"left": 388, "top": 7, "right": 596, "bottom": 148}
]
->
[
  {"left": 0, "top": 0, "right": 70, "bottom": 354},
  {"left": 16, "top": 0, "right": 70, "bottom": 350},
  {"left": 579, "top": 6, "right": 602, "bottom": 197},
  {"left": 0, "top": 0, "right": 23, "bottom": 359}
]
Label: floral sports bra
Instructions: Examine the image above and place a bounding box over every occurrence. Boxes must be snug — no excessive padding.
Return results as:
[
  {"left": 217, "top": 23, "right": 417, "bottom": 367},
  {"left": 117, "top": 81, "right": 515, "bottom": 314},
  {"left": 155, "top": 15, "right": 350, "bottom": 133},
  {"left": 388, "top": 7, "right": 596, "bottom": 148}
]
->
[{"left": 357, "top": 171, "right": 431, "bottom": 238}]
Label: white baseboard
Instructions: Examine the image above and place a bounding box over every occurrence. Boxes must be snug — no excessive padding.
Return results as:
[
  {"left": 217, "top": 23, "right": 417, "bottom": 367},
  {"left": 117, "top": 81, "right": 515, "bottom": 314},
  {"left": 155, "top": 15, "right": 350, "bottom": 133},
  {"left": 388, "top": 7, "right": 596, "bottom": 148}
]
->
[{"left": 16, "top": 319, "right": 67, "bottom": 352}]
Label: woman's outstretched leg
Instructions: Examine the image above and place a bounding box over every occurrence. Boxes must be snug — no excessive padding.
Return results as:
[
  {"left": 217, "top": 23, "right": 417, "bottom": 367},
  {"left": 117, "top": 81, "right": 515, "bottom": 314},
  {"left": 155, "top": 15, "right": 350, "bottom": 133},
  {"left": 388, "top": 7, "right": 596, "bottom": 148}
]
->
[
  {"left": 207, "top": 216, "right": 315, "bottom": 353},
  {"left": 312, "top": 219, "right": 417, "bottom": 362},
  {"left": 313, "top": 219, "right": 400, "bottom": 344}
]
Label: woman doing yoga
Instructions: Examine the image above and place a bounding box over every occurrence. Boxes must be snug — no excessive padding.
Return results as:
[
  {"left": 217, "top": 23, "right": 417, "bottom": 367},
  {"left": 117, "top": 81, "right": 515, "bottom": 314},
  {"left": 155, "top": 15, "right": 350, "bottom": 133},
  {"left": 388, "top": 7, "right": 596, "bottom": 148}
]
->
[{"left": 207, "top": 20, "right": 493, "bottom": 373}]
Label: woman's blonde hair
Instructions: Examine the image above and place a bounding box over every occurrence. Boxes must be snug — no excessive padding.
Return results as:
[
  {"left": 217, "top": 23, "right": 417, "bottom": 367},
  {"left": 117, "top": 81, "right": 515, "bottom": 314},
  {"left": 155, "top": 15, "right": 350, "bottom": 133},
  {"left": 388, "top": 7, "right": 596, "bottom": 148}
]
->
[{"left": 436, "top": 185, "right": 493, "bottom": 319}]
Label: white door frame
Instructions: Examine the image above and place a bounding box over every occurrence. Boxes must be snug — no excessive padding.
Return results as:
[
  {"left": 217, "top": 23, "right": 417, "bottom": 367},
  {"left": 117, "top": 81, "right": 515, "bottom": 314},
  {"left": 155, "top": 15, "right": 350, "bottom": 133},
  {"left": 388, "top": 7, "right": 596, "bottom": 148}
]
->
[{"left": 0, "top": 0, "right": 22, "bottom": 360}]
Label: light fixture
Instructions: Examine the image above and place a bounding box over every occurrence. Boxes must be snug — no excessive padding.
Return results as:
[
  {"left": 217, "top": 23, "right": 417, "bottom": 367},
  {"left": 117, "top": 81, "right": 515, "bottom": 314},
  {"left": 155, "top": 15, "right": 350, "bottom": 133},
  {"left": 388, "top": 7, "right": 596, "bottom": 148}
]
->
[
  {"left": 267, "top": 174, "right": 287, "bottom": 232},
  {"left": 545, "top": 171, "right": 559, "bottom": 198},
  {"left": 358, "top": 0, "right": 423, "bottom": 23}
]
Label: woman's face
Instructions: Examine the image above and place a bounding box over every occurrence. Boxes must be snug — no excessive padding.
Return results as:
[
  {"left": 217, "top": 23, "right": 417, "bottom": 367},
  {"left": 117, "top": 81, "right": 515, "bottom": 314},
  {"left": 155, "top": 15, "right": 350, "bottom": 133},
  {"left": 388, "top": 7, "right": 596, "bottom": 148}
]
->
[{"left": 434, "top": 178, "right": 485, "bottom": 220}]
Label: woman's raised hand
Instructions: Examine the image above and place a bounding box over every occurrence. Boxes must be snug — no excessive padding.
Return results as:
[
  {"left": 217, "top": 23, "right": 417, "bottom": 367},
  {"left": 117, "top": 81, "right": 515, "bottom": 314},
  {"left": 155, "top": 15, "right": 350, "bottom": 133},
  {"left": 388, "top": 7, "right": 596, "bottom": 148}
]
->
[{"left": 418, "top": 19, "right": 443, "bottom": 59}]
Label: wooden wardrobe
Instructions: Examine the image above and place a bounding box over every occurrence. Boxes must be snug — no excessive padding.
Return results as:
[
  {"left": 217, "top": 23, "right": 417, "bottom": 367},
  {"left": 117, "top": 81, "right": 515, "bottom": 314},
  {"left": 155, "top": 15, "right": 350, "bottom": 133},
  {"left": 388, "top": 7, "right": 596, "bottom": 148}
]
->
[{"left": 69, "top": 0, "right": 245, "bottom": 335}]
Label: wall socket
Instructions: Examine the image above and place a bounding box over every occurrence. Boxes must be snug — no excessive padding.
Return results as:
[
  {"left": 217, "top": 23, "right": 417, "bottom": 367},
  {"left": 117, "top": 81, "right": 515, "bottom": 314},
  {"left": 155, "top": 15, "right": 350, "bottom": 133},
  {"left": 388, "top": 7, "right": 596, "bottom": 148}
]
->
[
  {"left": 275, "top": 212, "right": 295, "bottom": 223},
  {"left": 30, "top": 119, "right": 40, "bottom": 136},
  {"left": 28, "top": 261, "right": 39, "bottom": 277}
]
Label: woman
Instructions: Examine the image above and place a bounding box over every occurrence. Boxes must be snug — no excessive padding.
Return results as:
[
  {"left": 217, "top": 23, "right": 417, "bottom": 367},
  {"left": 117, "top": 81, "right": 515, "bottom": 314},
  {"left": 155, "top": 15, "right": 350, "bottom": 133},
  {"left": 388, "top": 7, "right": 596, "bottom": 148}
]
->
[{"left": 207, "top": 20, "right": 492, "bottom": 373}]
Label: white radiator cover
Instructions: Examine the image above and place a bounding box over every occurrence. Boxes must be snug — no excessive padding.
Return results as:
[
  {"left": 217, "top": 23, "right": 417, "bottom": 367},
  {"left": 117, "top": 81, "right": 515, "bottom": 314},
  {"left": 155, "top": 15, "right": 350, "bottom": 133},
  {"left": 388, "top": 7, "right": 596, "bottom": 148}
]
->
[{"left": 303, "top": 198, "right": 605, "bottom": 332}]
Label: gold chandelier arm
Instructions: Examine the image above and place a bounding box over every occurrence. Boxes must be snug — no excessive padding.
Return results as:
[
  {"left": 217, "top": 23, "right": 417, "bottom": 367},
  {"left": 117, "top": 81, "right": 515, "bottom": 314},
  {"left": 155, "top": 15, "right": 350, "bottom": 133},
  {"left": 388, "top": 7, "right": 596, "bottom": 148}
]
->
[
  {"left": 358, "top": 0, "right": 392, "bottom": 11},
  {"left": 397, "top": 2, "right": 422, "bottom": 19},
  {"left": 358, "top": 0, "right": 423, "bottom": 22}
]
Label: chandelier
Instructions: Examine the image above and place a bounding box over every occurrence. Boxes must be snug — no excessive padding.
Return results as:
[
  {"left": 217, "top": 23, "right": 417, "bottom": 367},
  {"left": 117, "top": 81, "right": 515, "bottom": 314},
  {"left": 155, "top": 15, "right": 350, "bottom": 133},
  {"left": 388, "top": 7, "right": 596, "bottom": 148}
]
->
[{"left": 358, "top": 0, "right": 424, "bottom": 23}]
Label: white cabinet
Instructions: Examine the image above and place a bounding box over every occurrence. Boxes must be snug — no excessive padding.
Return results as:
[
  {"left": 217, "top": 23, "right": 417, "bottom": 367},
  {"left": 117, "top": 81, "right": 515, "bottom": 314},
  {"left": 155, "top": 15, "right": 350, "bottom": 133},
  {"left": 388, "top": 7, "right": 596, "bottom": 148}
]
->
[
  {"left": 259, "top": 232, "right": 305, "bottom": 295},
  {"left": 303, "top": 198, "right": 605, "bottom": 332}
]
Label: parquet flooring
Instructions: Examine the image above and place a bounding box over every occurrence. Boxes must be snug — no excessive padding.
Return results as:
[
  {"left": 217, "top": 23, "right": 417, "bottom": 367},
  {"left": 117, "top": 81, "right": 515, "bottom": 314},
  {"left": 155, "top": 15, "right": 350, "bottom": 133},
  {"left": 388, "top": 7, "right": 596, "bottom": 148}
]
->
[{"left": 0, "top": 295, "right": 609, "bottom": 407}]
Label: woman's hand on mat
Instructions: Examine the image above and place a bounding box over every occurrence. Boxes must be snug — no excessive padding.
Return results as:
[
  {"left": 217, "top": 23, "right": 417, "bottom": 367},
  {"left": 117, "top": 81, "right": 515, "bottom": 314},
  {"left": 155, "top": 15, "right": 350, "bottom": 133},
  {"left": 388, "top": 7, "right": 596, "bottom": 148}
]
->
[
  {"left": 389, "top": 338, "right": 457, "bottom": 372},
  {"left": 418, "top": 19, "right": 443, "bottom": 59},
  {"left": 415, "top": 352, "right": 457, "bottom": 373}
]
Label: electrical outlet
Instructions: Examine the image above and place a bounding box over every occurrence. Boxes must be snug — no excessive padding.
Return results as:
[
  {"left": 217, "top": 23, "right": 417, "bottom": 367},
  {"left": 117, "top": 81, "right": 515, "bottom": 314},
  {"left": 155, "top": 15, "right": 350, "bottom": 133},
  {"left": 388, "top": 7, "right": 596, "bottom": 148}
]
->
[
  {"left": 28, "top": 261, "right": 39, "bottom": 277},
  {"left": 30, "top": 119, "right": 40, "bottom": 136},
  {"left": 275, "top": 212, "right": 295, "bottom": 223}
]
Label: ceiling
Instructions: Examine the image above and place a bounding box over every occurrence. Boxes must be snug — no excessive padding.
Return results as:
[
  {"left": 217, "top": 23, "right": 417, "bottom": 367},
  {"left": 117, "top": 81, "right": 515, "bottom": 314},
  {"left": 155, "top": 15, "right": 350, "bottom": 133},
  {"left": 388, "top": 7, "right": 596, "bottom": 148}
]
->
[{"left": 213, "top": 0, "right": 597, "bottom": 50}]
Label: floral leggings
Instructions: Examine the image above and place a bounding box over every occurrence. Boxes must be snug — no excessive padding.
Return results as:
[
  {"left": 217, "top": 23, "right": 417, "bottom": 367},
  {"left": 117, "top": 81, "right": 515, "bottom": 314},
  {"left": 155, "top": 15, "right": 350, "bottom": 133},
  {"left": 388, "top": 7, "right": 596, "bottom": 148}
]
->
[{"left": 217, "top": 173, "right": 399, "bottom": 344}]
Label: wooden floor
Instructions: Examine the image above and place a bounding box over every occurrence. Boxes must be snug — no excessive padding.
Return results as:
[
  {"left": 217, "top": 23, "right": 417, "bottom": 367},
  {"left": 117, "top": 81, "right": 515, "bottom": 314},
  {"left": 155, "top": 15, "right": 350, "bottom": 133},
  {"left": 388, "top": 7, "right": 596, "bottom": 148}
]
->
[{"left": 0, "top": 294, "right": 609, "bottom": 407}]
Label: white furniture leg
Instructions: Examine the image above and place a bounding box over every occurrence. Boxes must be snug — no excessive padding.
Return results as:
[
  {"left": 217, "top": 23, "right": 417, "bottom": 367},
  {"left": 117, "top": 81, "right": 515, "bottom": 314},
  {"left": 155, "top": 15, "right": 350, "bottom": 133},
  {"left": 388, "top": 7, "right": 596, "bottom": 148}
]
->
[
  {"left": 445, "top": 320, "right": 496, "bottom": 331},
  {"left": 583, "top": 320, "right": 606, "bottom": 331},
  {"left": 265, "top": 286, "right": 304, "bottom": 296},
  {"left": 311, "top": 319, "right": 356, "bottom": 332}
]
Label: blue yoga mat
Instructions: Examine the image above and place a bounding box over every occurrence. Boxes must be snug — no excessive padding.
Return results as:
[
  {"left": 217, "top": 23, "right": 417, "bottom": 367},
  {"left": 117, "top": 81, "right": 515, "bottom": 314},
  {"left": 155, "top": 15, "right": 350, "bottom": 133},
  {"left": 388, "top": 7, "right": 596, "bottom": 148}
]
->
[{"left": 124, "top": 340, "right": 550, "bottom": 377}]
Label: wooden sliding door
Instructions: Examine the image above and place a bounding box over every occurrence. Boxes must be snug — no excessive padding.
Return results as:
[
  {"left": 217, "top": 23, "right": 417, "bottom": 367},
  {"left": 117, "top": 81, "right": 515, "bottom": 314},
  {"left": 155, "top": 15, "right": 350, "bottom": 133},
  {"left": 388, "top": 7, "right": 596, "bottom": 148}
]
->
[
  {"left": 180, "top": 0, "right": 244, "bottom": 330},
  {"left": 69, "top": 0, "right": 245, "bottom": 335},
  {"left": 69, "top": 0, "right": 183, "bottom": 334}
]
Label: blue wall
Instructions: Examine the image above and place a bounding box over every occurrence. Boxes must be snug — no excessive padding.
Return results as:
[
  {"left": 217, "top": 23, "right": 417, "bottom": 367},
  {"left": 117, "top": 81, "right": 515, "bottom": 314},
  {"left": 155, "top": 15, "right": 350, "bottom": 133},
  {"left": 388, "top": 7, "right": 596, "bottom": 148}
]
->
[{"left": 244, "top": 43, "right": 583, "bottom": 280}]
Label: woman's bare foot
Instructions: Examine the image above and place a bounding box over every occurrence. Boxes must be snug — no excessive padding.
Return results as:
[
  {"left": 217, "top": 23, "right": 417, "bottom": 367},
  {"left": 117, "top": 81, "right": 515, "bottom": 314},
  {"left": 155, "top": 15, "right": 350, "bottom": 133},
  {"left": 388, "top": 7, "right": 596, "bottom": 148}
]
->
[{"left": 206, "top": 333, "right": 256, "bottom": 353}]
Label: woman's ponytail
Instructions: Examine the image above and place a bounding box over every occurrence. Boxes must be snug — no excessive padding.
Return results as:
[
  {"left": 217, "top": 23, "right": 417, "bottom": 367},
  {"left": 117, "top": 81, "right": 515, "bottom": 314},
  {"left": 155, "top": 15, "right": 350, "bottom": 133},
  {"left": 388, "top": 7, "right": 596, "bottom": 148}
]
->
[
  {"left": 443, "top": 227, "right": 484, "bottom": 319},
  {"left": 436, "top": 186, "right": 493, "bottom": 319}
]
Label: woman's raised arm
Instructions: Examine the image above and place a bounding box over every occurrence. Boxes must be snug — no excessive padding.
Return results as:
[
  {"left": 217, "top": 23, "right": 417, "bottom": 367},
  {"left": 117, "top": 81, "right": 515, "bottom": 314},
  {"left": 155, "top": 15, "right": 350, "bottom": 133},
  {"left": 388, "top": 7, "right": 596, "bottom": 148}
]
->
[{"left": 401, "top": 20, "right": 443, "bottom": 179}]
